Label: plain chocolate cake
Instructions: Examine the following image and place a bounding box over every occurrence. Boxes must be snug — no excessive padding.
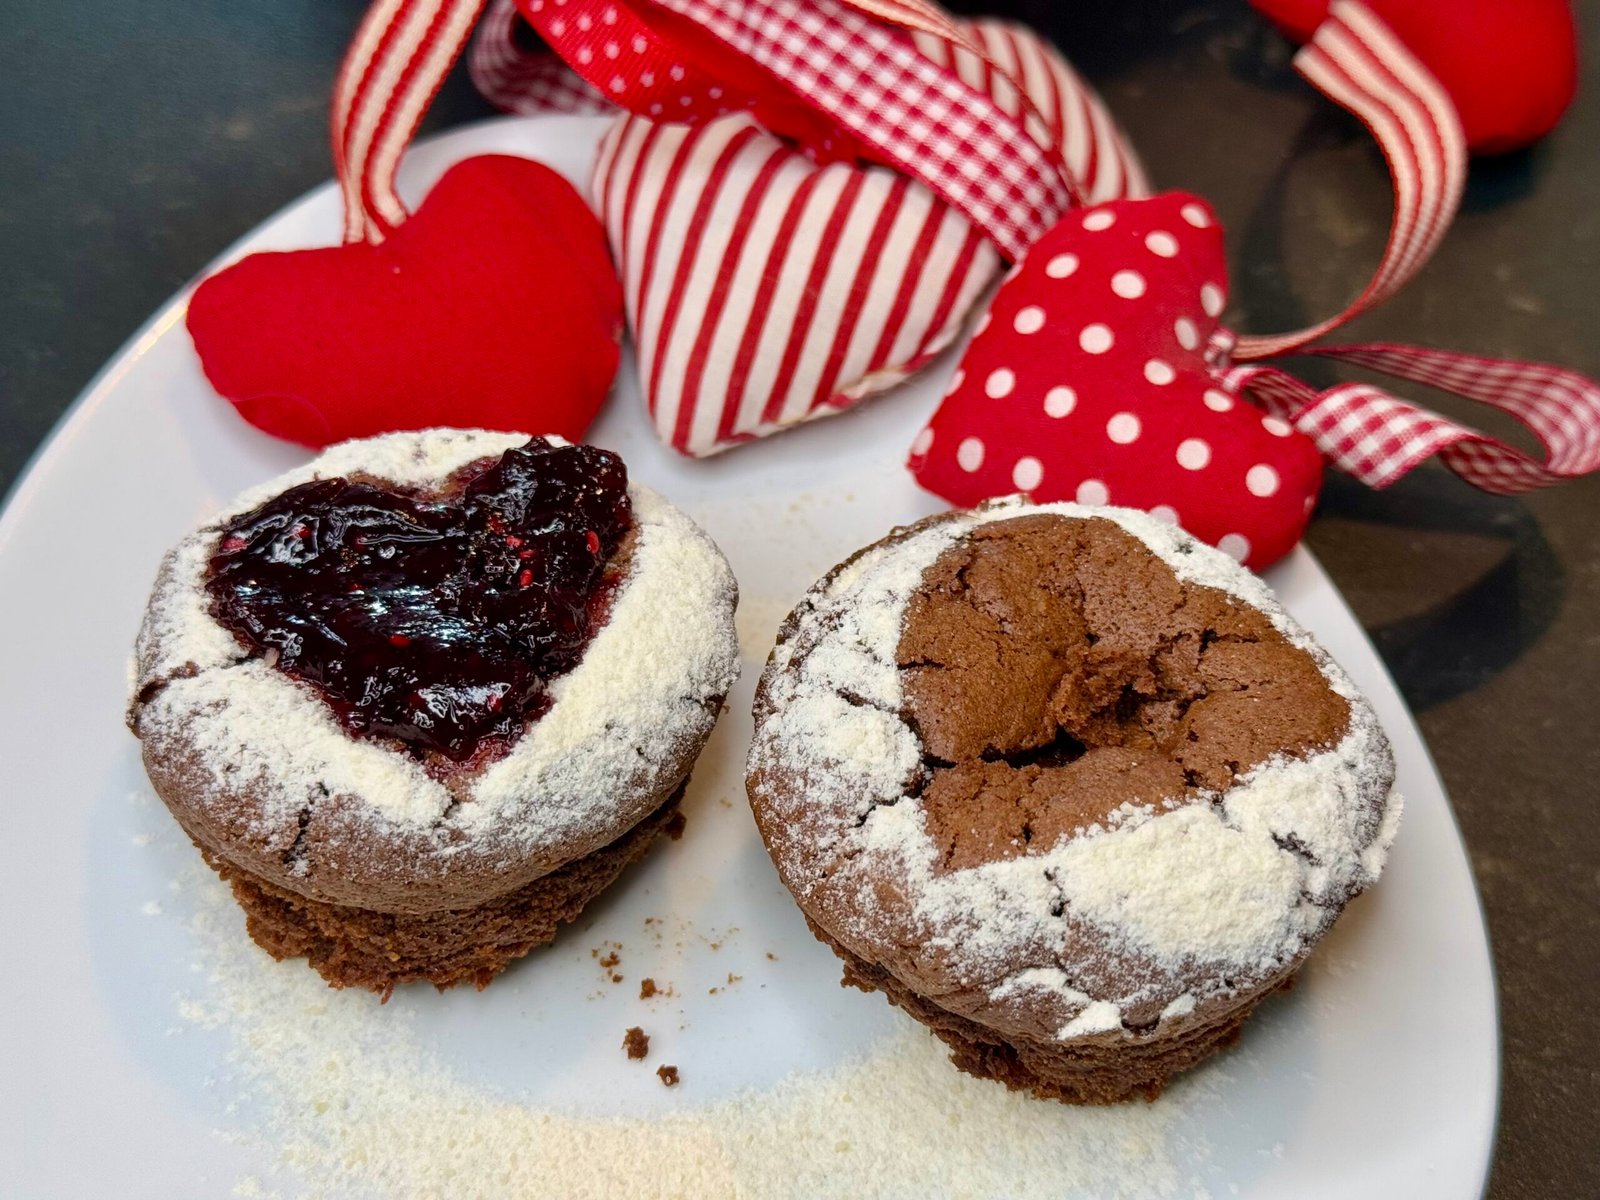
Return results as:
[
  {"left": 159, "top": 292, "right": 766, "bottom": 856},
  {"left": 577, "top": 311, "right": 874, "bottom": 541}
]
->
[
  {"left": 129, "top": 429, "right": 740, "bottom": 995},
  {"left": 747, "top": 498, "right": 1400, "bottom": 1103}
]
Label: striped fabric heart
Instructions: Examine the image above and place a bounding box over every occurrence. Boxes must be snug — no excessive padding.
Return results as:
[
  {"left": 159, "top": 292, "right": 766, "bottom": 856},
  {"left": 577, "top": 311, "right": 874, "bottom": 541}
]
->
[{"left": 590, "top": 18, "right": 1144, "bottom": 457}]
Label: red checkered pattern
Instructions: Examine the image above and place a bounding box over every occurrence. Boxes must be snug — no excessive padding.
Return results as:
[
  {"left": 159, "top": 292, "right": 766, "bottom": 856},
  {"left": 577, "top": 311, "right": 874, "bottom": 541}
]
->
[
  {"left": 907, "top": 20, "right": 1149, "bottom": 205},
  {"left": 1227, "top": 345, "right": 1600, "bottom": 492},
  {"left": 654, "top": 0, "right": 1076, "bottom": 258},
  {"left": 469, "top": 0, "right": 612, "bottom": 115}
]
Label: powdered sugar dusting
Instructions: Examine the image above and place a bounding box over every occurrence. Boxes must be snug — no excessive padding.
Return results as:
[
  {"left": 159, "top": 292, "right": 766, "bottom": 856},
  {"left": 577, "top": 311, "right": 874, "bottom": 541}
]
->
[
  {"left": 132, "top": 430, "right": 739, "bottom": 863},
  {"left": 750, "top": 497, "right": 1401, "bottom": 1040},
  {"left": 173, "top": 868, "right": 1198, "bottom": 1199}
]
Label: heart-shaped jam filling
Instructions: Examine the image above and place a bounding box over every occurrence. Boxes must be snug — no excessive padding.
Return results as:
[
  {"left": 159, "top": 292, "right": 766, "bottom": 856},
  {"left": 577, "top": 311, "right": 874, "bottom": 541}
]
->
[{"left": 205, "top": 437, "right": 632, "bottom": 763}]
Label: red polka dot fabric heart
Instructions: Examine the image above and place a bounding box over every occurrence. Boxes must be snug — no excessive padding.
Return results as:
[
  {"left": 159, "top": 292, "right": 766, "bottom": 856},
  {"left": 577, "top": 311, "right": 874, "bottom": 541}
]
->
[{"left": 909, "top": 191, "right": 1325, "bottom": 570}]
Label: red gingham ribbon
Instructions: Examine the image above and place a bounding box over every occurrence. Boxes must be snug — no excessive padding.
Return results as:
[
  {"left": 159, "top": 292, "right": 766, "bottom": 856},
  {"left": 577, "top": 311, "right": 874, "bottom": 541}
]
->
[
  {"left": 468, "top": 0, "right": 611, "bottom": 115},
  {"left": 509, "top": 0, "right": 1078, "bottom": 258},
  {"left": 1224, "top": 347, "right": 1600, "bottom": 493},
  {"left": 333, "top": 0, "right": 1600, "bottom": 494}
]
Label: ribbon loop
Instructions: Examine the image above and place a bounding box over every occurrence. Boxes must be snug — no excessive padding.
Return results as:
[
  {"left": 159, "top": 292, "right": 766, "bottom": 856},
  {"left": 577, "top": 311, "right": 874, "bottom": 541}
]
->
[
  {"left": 333, "top": 0, "right": 489, "bottom": 244},
  {"left": 512, "top": 0, "right": 1081, "bottom": 257},
  {"left": 1232, "top": 0, "right": 1466, "bottom": 359},
  {"left": 1223, "top": 345, "right": 1600, "bottom": 493}
]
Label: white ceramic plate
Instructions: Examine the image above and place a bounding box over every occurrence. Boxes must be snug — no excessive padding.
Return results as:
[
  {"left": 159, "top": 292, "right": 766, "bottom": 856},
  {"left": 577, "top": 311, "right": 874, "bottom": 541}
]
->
[{"left": 0, "top": 116, "right": 1496, "bottom": 1199}]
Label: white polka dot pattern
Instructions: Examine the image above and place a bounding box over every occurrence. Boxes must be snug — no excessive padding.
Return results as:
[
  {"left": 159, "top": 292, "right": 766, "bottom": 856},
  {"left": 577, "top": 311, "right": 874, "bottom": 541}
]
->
[
  {"left": 1106, "top": 413, "right": 1141, "bottom": 444},
  {"left": 1044, "top": 386, "right": 1076, "bottom": 418},
  {"left": 1012, "top": 456, "right": 1044, "bottom": 491},
  {"left": 1145, "top": 231, "right": 1179, "bottom": 257},
  {"left": 1076, "top": 478, "right": 1109, "bottom": 505},
  {"left": 1045, "top": 253, "right": 1079, "bottom": 279},
  {"left": 1246, "top": 464, "right": 1281, "bottom": 497},
  {"left": 1177, "top": 438, "right": 1212, "bottom": 470},
  {"left": 1111, "top": 270, "right": 1146, "bottom": 299},
  {"left": 1217, "top": 533, "right": 1252, "bottom": 562},
  {"left": 1013, "top": 306, "right": 1046, "bottom": 334},
  {"left": 1080, "top": 324, "right": 1114, "bottom": 354},
  {"left": 909, "top": 191, "right": 1326, "bottom": 571}
]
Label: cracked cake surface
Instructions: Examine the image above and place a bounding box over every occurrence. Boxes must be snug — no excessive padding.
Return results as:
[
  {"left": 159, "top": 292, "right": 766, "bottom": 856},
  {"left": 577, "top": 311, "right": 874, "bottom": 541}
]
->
[
  {"left": 747, "top": 499, "right": 1400, "bottom": 1094},
  {"left": 129, "top": 429, "right": 741, "bottom": 915}
]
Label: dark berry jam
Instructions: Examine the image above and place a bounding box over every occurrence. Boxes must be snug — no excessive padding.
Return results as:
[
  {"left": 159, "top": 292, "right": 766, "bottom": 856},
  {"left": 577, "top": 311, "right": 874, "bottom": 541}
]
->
[{"left": 205, "top": 438, "right": 632, "bottom": 762}]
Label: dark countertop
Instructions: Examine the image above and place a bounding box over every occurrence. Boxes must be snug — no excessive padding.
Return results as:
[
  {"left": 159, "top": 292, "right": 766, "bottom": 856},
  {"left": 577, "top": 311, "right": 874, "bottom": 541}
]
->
[{"left": 2, "top": 2, "right": 1594, "bottom": 1195}]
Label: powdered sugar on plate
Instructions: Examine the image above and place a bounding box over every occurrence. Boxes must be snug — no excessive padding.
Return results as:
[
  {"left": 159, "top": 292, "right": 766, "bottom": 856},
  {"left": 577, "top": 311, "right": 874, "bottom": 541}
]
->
[
  {"left": 130, "top": 429, "right": 740, "bottom": 863},
  {"left": 749, "top": 498, "right": 1402, "bottom": 1039},
  {"left": 173, "top": 866, "right": 1206, "bottom": 1200}
]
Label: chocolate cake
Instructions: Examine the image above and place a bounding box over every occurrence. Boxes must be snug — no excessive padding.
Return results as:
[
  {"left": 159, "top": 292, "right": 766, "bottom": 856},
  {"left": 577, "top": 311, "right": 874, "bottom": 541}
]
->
[
  {"left": 747, "top": 499, "right": 1400, "bottom": 1104},
  {"left": 129, "top": 429, "right": 740, "bottom": 995}
]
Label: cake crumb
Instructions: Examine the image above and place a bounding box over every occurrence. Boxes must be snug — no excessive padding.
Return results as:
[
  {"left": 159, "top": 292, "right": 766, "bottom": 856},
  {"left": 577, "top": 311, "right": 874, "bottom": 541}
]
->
[
  {"left": 664, "top": 810, "right": 688, "bottom": 841},
  {"left": 622, "top": 1027, "right": 649, "bottom": 1060},
  {"left": 657, "top": 1065, "right": 680, "bottom": 1087},
  {"left": 766, "top": 952, "right": 778, "bottom": 961},
  {"left": 726, "top": 973, "right": 742, "bottom": 986},
  {"left": 639, "top": 978, "right": 657, "bottom": 999}
]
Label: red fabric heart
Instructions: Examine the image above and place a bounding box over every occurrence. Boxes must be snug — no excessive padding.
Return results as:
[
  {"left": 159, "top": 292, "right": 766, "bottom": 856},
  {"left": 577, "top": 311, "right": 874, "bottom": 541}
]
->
[
  {"left": 187, "top": 155, "right": 623, "bottom": 448},
  {"left": 1250, "top": 0, "right": 1577, "bottom": 154},
  {"left": 909, "top": 192, "right": 1325, "bottom": 571}
]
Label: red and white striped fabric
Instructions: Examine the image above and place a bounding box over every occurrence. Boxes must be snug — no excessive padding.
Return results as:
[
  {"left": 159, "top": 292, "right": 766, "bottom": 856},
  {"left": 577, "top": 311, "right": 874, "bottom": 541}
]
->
[
  {"left": 594, "top": 111, "right": 1001, "bottom": 453},
  {"left": 334, "top": 0, "right": 1600, "bottom": 496},
  {"left": 333, "top": 0, "right": 490, "bottom": 244},
  {"left": 490, "top": 0, "right": 1142, "bottom": 454}
]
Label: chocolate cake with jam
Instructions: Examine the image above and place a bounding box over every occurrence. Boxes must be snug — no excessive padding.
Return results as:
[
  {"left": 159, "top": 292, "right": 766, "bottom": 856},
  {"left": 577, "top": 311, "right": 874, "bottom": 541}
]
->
[
  {"left": 129, "top": 429, "right": 739, "bottom": 995},
  {"left": 747, "top": 498, "right": 1400, "bottom": 1103}
]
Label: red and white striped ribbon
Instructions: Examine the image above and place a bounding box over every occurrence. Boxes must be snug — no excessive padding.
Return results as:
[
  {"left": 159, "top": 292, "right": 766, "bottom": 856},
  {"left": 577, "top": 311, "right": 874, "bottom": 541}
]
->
[
  {"left": 332, "top": 0, "right": 488, "bottom": 244},
  {"left": 1233, "top": 1, "right": 1465, "bottom": 359}
]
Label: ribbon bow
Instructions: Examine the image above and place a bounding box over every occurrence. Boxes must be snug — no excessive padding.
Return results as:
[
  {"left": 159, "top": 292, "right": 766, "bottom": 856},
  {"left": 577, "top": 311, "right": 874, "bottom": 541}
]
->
[{"left": 309, "top": 0, "right": 1599, "bottom": 565}]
